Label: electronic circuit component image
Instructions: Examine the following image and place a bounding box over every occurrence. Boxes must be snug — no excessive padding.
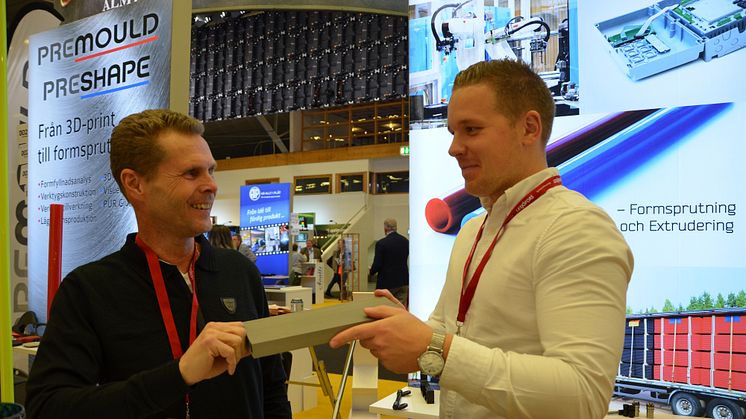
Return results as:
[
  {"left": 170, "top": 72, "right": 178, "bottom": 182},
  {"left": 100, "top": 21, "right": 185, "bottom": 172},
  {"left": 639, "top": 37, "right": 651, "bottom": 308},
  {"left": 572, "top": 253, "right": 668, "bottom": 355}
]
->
[{"left": 595, "top": 0, "right": 746, "bottom": 80}]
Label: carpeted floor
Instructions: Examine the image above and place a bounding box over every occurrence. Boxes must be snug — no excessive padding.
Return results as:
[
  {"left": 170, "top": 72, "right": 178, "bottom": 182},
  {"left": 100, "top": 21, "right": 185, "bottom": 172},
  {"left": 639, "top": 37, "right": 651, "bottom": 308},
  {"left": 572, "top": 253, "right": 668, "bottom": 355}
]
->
[
  {"left": 292, "top": 373, "right": 406, "bottom": 419},
  {"left": 293, "top": 289, "right": 409, "bottom": 418}
]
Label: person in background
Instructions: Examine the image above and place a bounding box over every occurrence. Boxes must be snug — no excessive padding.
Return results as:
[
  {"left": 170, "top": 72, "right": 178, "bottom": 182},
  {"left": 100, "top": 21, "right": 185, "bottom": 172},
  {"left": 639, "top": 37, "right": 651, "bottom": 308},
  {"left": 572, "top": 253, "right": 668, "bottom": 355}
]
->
[
  {"left": 231, "top": 231, "right": 257, "bottom": 263},
  {"left": 288, "top": 243, "right": 307, "bottom": 286},
  {"left": 330, "top": 59, "right": 633, "bottom": 419},
  {"left": 300, "top": 238, "right": 321, "bottom": 262},
  {"left": 25, "top": 109, "right": 291, "bottom": 419},
  {"left": 324, "top": 239, "right": 350, "bottom": 299},
  {"left": 312, "top": 240, "right": 322, "bottom": 257},
  {"left": 209, "top": 224, "right": 234, "bottom": 250},
  {"left": 369, "top": 218, "right": 409, "bottom": 306}
]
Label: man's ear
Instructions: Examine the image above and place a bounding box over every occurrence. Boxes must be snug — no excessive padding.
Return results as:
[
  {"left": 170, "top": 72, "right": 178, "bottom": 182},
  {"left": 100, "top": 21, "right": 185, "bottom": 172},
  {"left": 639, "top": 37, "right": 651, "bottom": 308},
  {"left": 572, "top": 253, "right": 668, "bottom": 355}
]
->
[
  {"left": 521, "top": 110, "right": 543, "bottom": 146},
  {"left": 120, "top": 168, "right": 144, "bottom": 202}
]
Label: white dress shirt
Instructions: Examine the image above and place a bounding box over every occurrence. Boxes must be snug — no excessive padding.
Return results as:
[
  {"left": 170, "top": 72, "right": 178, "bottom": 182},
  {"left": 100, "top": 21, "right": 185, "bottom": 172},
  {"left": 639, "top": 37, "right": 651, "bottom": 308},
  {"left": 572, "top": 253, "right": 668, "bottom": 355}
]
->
[{"left": 426, "top": 168, "right": 634, "bottom": 419}]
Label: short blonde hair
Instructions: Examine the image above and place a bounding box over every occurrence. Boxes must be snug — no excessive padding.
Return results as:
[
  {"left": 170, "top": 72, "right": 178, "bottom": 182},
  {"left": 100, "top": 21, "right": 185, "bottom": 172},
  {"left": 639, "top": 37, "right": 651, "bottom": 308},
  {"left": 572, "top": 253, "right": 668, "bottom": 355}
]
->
[{"left": 453, "top": 59, "right": 555, "bottom": 144}]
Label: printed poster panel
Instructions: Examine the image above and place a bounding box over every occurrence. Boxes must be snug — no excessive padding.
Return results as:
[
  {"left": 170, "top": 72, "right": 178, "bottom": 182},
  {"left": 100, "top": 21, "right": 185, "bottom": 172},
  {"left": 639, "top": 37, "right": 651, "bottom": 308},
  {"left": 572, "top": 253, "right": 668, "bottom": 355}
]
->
[
  {"left": 27, "top": 0, "right": 173, "bottom": 320},
  {"left": 410, "top": 104, "right": 746, "bottom": 318},
  {"left": 239, "top": 183, "right": 292, "bottom": 278}
]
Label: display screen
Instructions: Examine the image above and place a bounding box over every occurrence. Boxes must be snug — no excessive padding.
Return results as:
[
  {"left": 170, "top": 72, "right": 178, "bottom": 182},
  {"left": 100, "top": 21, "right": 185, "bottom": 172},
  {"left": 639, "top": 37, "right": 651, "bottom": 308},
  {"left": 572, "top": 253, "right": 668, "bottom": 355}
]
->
[
  {"left": 408, "top": 0, "right": 746, "bottom": 319},
  {"left": 240, "top": 225, "right": 290, "bottom": 282},
  {"left": 244, "top": 224, "right": 290, "bottom": 254},
  {"left": 239, "top": 183, "right": 291, "bottom": 278}
]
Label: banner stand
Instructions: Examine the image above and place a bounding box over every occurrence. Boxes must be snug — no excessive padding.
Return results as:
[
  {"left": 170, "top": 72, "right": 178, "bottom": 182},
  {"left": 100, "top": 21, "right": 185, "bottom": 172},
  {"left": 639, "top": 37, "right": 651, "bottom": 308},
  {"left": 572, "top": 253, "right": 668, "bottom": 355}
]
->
[{"left": 1, "top": 0, "right": 15, "bottom": 403}]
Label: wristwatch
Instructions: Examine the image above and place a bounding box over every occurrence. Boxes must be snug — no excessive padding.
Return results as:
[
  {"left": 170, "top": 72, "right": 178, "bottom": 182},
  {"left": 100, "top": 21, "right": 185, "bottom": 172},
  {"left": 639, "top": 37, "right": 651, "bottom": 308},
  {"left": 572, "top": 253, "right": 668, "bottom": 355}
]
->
[{"left": 417, "top": 332, "right": 446, "bottom": 376}]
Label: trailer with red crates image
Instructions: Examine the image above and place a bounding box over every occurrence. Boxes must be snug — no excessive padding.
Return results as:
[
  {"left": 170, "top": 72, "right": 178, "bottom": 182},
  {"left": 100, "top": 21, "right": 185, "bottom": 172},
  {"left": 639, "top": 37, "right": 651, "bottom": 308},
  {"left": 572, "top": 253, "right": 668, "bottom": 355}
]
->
[{"left": 615, "top": 309, "right": 746, "bottom": 418}]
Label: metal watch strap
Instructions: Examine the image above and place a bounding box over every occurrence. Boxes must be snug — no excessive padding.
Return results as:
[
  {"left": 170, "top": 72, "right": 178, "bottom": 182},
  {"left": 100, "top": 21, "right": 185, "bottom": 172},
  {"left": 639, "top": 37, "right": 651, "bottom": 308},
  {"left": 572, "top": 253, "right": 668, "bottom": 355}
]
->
[{"left": 428, "top": 332, "right": 445, "bottom": 354}]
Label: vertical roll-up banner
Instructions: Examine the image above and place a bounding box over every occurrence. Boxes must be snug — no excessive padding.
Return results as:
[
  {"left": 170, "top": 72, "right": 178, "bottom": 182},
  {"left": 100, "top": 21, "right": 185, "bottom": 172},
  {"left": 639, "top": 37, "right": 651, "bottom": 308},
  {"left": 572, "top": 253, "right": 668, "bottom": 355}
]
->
[
  {"left": 5, "top": 1, "right": 61, "bottom": 403},
  {"left": 1, "top": 0, "right": 12, "bottom": 404},
  {"left": 7, "top": 4, "right": 61, "bottom": 325},
  {"left": 28, "top": 0, "right": 174, "bottom": 321}
]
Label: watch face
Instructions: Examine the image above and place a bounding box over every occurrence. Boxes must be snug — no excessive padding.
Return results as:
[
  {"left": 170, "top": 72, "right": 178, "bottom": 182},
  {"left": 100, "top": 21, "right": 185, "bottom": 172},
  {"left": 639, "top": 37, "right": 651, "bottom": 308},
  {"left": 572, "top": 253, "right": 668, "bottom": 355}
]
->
[{"left": 418, "top": 351, "right": 445, "bottom": 376}]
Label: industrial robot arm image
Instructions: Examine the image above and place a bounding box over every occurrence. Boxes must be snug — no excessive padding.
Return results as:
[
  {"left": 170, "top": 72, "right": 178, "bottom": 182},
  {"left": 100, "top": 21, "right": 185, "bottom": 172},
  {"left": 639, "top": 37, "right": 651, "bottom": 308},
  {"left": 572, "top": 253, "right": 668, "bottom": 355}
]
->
[
  {"left": 430, "top": 0, "right": 485, "bottom": 72},
  {"left": 418, "top": 1, "right": 578, "bottom": 113},
  {"left": 431, "top": 0, "right": 477, "bottom": 55},
  {"left": 502, "top": 16, "right": 551, "bottom": 45},
  {"left": 486, "top": 16, "right": 552, "bottom": 60},
  {"left": 430, "top": 1, "right": 556, "bottom": 67}
]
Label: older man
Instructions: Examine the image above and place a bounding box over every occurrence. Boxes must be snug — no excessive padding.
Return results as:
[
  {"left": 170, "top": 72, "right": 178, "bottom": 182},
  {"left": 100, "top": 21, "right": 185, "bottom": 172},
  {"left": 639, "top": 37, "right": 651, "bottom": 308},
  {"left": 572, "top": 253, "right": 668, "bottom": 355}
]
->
[
  {"left": 26, "top": 109, "right": 291, "bottom": 419},
  {"left": 300, "top": 238, "right": 321, "bottom": 261},
  {"left": 369, "top": 218, "right": 409, "bottom": 305}
]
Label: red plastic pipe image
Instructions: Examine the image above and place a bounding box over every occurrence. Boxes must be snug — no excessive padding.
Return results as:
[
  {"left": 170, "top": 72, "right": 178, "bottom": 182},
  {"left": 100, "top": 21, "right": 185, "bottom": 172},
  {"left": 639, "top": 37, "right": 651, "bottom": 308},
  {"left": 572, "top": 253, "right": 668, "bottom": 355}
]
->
[
  {"left": 425, "top": 189, "right": 480, "bottom": 234},
  {"left": 424, "top": 109, "right": 657, "bottom": 234}
]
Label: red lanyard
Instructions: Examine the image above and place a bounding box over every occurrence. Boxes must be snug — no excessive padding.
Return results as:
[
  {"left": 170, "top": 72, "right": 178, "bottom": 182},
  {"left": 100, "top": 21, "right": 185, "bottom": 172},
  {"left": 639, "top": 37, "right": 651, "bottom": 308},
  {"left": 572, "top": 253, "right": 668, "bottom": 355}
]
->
[
  {"left": 457, "top": 175, "right": 562, "bottom": 334},
  {"left": 135, "top": 235, "right": 200, "bottom": 359}
]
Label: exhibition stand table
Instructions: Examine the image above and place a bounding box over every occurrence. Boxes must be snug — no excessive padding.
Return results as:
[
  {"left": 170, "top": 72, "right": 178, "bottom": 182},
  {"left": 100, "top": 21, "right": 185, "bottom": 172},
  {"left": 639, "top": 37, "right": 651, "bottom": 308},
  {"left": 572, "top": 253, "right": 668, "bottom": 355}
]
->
[
  {"left": 264, "top": 285, "right": 312, "bottom": 310},
  {"left": 261, "top": 275, "right": 290, "bottom": 285},
  {"left": 12, "top": 343, "right": 38, "bottom": 375},
  {"left": 299, "top": 261, "right": 326, "bottom": 304},
  {"left": 369, "top": 386, "right": 438, "bottom": 419},
  {"left": 605, "top": 410, "right": 678, "bottom": 418},
  {"left": 12, "top": 344, "right": 38, "bottom": 357},
  {"left": 370, "top": 387, "right": 680, "bottom": 419}
]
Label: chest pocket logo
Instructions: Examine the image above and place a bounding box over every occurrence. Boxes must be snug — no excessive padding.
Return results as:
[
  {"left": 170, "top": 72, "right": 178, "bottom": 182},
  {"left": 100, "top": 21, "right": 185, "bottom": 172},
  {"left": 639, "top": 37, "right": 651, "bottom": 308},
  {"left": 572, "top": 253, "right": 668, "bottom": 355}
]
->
[{"left": 221, "top": 297, "right": 237, "bottom": 314}]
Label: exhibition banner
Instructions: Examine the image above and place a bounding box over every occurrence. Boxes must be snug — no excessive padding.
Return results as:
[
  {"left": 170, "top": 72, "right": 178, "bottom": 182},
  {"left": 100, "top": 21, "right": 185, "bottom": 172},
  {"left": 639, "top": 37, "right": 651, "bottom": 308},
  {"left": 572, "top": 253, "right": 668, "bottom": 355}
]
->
[
  {"left": 54, "top": 0, "right": 140, "bottom": 23},
  {"left": 6, "top": 5, "right": 61, "bottom": 318},
  {"left": 239, "top": 183, "right": 291, "bottom": 278},
  {"left": 410, "top": 105, "right": 746, "bottom": 317},
  {"left": 240, "top": 183, "right": 291, "bottom": 228},
  {"left": 27, "top": 0, "right": 173, "bottom": 320},
  {"left": 408, "top": 0, "right": 746, "bottom": 319}
]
